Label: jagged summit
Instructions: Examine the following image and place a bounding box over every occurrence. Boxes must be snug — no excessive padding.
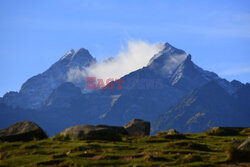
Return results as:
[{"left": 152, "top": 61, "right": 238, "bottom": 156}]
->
[
  {"left": 74, "top": 48, "right": 90, "bottom": 57},
  {"left": 70, "top": 48, "right": 96, "bottom": 67},
  {"left": 2, "top": 47, "right": 96, "bottom": 109},
  {"left": 59, "top": 48, "right": 95, "bottom": 66},
  {"left": 147, "top": 43, "right": 188, "bottom": 76},
  {"left": 60, "top": 49, "right": 75, "bottom": 61},
  {"left": 163, "top": 42, "right": 185, "bottom": 53},
  {"left": 1, "top": 43, "right": 249, "bottom": 136}
]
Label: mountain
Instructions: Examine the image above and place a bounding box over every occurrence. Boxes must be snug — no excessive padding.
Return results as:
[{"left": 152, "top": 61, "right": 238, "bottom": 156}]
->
[
  {"left": 99, "top": 43, "right": 239, "bottom": 125},
  {"left": 0, "top": 42, "right": 249, "bottom": 136},
  {"left": 41, "top": 82, "right": 83, "bottom": 110},
  {"left": 0, "top": 82, "right": 112, "bottom": 136},
  {"left": 2, "top": 48, "right": 96, "bottom": 109},
  {"left": 232, "top": 83, "right": 250, "bottom": 118},
  {"left": 152, "top": 82, "right": 250, "bottom": 133}
]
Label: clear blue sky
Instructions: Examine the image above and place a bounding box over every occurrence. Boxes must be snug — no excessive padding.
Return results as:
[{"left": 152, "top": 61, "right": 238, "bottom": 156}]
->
[{"left": 0, "top": 0, "right": 250, "bottom": 96}]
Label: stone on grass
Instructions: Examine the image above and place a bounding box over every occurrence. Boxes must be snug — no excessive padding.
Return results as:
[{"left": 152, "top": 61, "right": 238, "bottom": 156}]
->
[
  {"left": 0, "top": 121, "right": 47, "bottom": 142},
  {"left": 124, "top": 119, "right": 150, "bottom": 136}
]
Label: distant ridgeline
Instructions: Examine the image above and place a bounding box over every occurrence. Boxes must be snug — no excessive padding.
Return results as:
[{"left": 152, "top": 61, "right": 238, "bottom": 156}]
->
[{"left": 0, "top": 43, "right": 250, "bottom": 136}]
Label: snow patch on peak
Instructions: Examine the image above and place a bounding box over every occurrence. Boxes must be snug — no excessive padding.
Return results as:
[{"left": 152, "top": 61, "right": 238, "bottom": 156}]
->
[
  {"left": 71, "top": 48, "right": 95, "bottom": 64},
  {"left": 161, "top": 54, "right": 188, "bottom": 74},
  {"left": 60, "top": 49, "right": 75, "bottom": 60},
  {"left": 60, "top": 48, "right": 93, "bottom": 62},
  {"left": 148, "top": 47, "right": 188, "bottom": 76},
  {"left": 73, "top": 48, "right": 90, "bottom": 57},
  {"left": 148, "top": 42, "right": 187, "bottom": 68}
]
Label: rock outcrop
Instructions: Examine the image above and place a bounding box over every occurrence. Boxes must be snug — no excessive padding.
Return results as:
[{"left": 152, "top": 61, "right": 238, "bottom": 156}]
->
[
  {"left": 59, "top": 119, "right": 150, "bottom": 140},
  {"left": 205, "top": 127, "right": 244, "bottom": 136},
  {"left": 157, "top": 129, "right": 186, "bottom": 139},
  {"left": 238, "top": 137, "right": 250, "bottom": 151},
  {"left": 166, "top": 129, "right": 180, "bottom": 135},
  {"left": 60, "top": 124, "right": 128, "bottom": 141},
  {"left": 0, "top": 121, "right": 47, "bottom": 141},
  {"left": 124, "top": 119, "right": 150, "bottom": 136}
]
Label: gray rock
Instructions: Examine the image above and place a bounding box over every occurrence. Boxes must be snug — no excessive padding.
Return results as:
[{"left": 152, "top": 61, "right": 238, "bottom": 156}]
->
[
  {"left": 96, "top": 125, "right": 128, "bottom": 135},
  {"left": 166, "top": 129, "right": 180, "bottom": 135},
  {"left": 157, "top": 129, "right": 186, "bottom": 139},
  {"left": 60, "top": 124, "right": 127, "bottom": 140},
  {"left": 238, "top": 137, "right": 250, "bottom": 150},
  {"left": 0, "top": 121, "right": 47, "bottom": 141},
  {"left": 206, "top": 127, "right": 244, "bottom": 136},
  {"left": 124, "top": 119, "right": 150, "bottom": 136}
]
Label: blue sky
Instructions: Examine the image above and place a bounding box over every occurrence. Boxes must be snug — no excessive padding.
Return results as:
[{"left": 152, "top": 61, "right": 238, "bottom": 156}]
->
[{"left": 0, "top": 0, "right": 250, "bottom": 96}]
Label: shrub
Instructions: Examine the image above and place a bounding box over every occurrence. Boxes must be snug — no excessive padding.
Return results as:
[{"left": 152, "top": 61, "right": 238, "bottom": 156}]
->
[
  {"left": 240, "top": 128, "right": 250, "bottom": 136},
  {"left": 167, "top": 141, "right": 210, "bottom": 151},
  {"left": 182, "top": 154, "right": 202, "bottom": 163},
  {"left": 164, "top": 134, "right": 186, "bottom": 139},
  {"left": 52, "top": 134, "right": 70, "bottom": 141},
  {"left": 206, "top": 127, "right": 242, "bottom": 136},
  {"left": 226, "top": 147, "right": 250, "bottom": 162},
  {"left": 143, "top": 155, "right": 169, "bottom": 162}
]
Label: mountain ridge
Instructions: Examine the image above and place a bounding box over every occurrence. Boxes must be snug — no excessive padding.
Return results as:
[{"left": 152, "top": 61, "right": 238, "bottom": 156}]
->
[
  {"left": 2, "top": 48, "right": 96, "bottom": 109},
  {"left": 0, "top": 42, "right": 249, "bottom": 136}
]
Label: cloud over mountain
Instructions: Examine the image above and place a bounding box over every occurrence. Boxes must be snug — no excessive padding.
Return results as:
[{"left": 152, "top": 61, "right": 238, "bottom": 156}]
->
[{"left": 67, "top": 41, "right": 164, "bottom": 84}]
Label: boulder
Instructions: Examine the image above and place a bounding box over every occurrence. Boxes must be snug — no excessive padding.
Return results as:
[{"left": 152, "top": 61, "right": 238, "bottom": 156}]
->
[
  {"left": 166, "top": 129, "right": 180, "bottom": 135},
  {"left": 157, "top": 129, "right": 186, "bottom": 139},
  {"left": 60, "top": 125, "right": 127, "bottom": 141},
  {"left": 0, "top": 121, "right": 47, "bottom": 142},
  {"left": 124, "top": 119, "right": 150, "bottom": 136},
  {"left": 96, "top": 125, "right": 128, "bottom": 135},
  {"left": 238, "top": 137, "right": 250, "bottom": 151},
  {"left": 205, "top": 127, "right": 244, "bottom": 136}
]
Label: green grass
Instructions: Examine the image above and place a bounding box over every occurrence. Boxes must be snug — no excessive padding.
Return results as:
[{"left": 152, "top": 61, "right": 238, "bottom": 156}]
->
[{"left": 0, "top": 130, "right": 249, "bottom": 167}]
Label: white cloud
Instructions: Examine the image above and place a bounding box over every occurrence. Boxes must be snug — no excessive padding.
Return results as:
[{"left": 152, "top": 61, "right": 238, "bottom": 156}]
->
[
  {"left": 67, "top": 67, "right": 87, "bottom": 83},
  {"left": 67, "top": 41, "right": 164, "bottom": 84}
]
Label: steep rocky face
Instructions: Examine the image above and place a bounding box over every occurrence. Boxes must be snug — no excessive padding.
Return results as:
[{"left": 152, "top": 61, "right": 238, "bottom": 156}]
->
[
  {"left": 232, "top": 83, "right": 250, "bottom": 121},
  {"left": 147, "top": 43, "right": 236, "bottom": 93},
  {"left": 230, "top": 80, "right": 244, "bottom": 90},
  {"left": 0, "top": 42, "right": 248, "bottom": 136},
  {"left": 41, "top": 82, "right": 83, "bottom": 110},
  {"left": 167, "top": 54, "right": 237, "bottom": 93},
  {"left": 2, "top": 48, "right": 96, "bottom": 109},
  {"left": 98, "top": 44, "right": 191, "bottom": 125},
  {"left": 99, "top": 43, "right": 239, "bottom": 125},
  {"left": 148, "top": 43, "right": 188, "bottom": 76},
  {"left": 152, "top": 82, "right": 250, "bottom": 134}
]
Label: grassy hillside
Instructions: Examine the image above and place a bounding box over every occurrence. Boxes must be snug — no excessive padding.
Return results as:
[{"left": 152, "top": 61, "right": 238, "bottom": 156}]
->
[{"left": 0, "top": 129, "right": 250, "bottom": 167}]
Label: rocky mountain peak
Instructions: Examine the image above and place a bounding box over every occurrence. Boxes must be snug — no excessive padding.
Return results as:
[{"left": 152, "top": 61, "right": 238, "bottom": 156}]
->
[
  {"left": 58, "top": 48, "right": 96, "bottom": 67},
  {"left": 3, "top": 47, "right": 96, "bottom": 109},
  {"left": 230, "top": 80, "right": 244, "bottom": 89},
  {"left": 162, "top": 42, "right": 186, "bottom": 54},
  {"left": 147, "top": 43, "right": 188, "bottom": 76},
  {"left": 70, "top": 48, "right": 96, "bottom": 67},
  {"left": 60, "top": 49, "right": 75, "bottom": 61},
  {"left": 74, "top": 48, "right": 90, "bottom": 56},
  {"left": 1, "top": 43, "right": 249, "bottom": 136}
]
